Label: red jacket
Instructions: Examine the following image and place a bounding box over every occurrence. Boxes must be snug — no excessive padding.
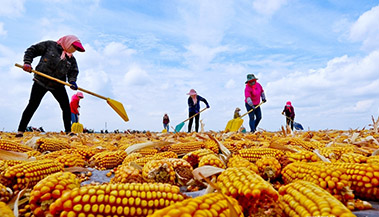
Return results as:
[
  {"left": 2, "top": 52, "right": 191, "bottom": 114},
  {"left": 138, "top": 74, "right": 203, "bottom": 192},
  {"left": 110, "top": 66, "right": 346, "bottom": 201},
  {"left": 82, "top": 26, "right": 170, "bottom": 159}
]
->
[{"left": 70, "top": 94, "right": 81, "bottom": 114}]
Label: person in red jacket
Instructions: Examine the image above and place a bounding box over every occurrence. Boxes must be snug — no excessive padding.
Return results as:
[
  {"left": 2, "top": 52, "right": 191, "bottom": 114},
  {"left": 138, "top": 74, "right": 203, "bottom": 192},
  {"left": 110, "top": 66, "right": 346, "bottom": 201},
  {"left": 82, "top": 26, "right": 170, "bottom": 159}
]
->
[
  {"left": 282, "top": 101, "right": 295, "bottom": 130},
  {"left": 70, "top": 92, "right": 84, "bottom": 125}
]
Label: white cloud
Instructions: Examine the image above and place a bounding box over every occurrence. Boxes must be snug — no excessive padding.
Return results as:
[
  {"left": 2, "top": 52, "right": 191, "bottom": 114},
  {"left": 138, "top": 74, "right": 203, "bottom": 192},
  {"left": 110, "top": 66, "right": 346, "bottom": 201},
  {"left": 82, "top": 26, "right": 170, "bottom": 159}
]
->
[
  {"left": 123, "top": 65, "right": 150, "bottom": 86},
  {"left": 0, "top": 0, "right": 25, "bottom": 17},
  {"left": 225, "top": 79, "right": 236, "bottom": 89},
  {"left": 0, "top": 23, "right": 7, "bottom": 36},
  {"left": 349, "top": 5, "right": 379, "bottom": 51},
  {"left": 353, "top": 100, "right": 374, "bottom": 112},
  {"left": 252, "top": 0, "right": 288, "bottom": 16}
]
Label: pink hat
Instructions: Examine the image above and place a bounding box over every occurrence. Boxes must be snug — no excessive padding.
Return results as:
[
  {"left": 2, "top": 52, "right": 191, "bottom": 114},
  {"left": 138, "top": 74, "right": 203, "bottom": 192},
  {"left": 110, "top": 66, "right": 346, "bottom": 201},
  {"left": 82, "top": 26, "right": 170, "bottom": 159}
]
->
[
  {"left": 72, "top": 41, "right": 85, "bottom": 52},
  {"left": 77, "top": 92, "right": 84, "bottom": 98},
  {"left": 186, "top": 89, "right": 197, "bottom": 96},
  {"left": 286, "top": 101, "right": 291, "bottom": 106}
]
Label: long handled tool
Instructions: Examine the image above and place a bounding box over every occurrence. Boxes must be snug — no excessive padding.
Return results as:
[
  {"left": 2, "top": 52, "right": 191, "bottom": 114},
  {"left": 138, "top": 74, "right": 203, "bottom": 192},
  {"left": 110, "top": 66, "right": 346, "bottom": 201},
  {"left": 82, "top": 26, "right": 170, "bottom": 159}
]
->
[
  {"left": 15, "top": 63, "right": 129, "bottom": 122},
  {"left": 282, "top": 114, "right": 303, "bottom": 130},
  {"left": 225, "top": 101, "right": 264, "bottom": 132},
  {"left": 174, "top": 108, "right": 208, "bottom": 133}
]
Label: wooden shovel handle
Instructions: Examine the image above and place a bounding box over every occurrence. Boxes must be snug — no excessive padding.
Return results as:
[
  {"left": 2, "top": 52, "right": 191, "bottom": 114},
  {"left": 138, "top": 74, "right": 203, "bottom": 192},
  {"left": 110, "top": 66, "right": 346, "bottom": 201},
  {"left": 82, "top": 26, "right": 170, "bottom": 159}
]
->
[
  {"left": 15, "top": 63, "right": 107, "bottom": 100},
  {"left": 240, "top": 101, "right": 264, "bottom": 118},
  {"left": 182, "top": 107, "right": 208, "bottom": 123}
]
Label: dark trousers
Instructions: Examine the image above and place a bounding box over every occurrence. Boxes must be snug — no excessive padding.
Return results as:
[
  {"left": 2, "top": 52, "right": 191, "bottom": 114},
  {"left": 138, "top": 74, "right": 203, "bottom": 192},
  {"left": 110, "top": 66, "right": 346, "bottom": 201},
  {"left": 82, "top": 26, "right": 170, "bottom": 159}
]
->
[
  {"left": 245, "top": 103, "right": 262, "bottom": 132},
  {"left": 286, "top": 118, "right": 294, "bottom": 130},
  {"left": 188, "top": 111, "right": 200, "bottom": 132},
  {"left": 17, "top": 82, "right": 71, "bottom": 133}
]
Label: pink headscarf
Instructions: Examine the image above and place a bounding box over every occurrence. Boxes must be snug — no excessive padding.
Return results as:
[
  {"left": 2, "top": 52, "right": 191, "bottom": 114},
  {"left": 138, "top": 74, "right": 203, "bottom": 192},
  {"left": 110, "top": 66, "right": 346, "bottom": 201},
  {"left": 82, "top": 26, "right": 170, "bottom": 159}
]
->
[
  {"left": 56, "top": 35, "right": 81, "bottom": 59},
  {"left": 286, "top": 101, "right": 292, "bottom": 112}
]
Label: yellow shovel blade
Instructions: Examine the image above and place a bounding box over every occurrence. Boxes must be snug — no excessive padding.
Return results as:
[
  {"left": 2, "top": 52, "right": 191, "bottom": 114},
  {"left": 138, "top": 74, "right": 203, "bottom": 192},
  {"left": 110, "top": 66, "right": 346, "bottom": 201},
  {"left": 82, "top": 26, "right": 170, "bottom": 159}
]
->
[
  {"left": 71, "top": 122, "right": 83, "bottom": 133},
  {"left": 230, "top": 118, "right": 243, "bottom": 132},
  {"left": 225, "top": 119, "right": 234, "bottom": 131},
  {"left": 106, "top": 98, "right": 129, "bottom": 122}
]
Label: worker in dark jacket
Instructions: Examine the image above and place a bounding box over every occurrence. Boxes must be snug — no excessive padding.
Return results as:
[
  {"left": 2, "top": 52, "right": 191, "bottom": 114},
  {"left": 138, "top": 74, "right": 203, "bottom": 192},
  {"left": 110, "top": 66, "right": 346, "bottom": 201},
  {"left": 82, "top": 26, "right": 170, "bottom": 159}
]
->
[
  {"left": 187, "top": 89, "right": 209, "bottom": 133},
  {"left": 282, "top": 101, "right": 295, "bottom": 130},
  {"left": 16, "top": 35, "right": 85, "bottom": 137}
]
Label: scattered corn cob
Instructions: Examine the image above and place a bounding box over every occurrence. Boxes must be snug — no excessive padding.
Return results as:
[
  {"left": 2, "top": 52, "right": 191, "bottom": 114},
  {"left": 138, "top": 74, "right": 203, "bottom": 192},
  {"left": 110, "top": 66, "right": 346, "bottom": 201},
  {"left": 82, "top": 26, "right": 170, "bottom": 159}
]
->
[
  {"left": 281, "top": 162, "right": 354, "bottom": 202},
  {"left": 238, "top": 148, "right": 284, "bottom": 163},
  {"left": 134, "top": 155, "right": 166, "bottom": 167},
  {"left": 204, "top": 139, "right": 219, "bottom": 153},
  {"left": 198, "top": 154, "right": 226, "bottom": 169},
  {"left": 3, "top": 159, "right": 64, "bottom": 191},
  {"left": 147, "top": 192, "right": 244, "bottom": 217},
  {"left": 49, "top": 182, "right": 187, "bottom": 217},
  {"left": 0, "top": 183, "right": 12, "bottom": 203},
  {"left": 166, "top": 158, "right": 193, "bottom": 185},
  {"left": 227, "top": 154, "right": 259, "bottom": 173},
  {"left": 142, "top": 159, "right": 176, "bottom": 184},
  {"left": 217, "top": 167, "right": 282, "bottom": 216},
  {"left": 182, "top": 149, "right": 215, "bottom": 168},
  {"left": 256, "top": 156, "right": 281, "bottom": 181},
  {"left": 36, "top": 137, "right": 71, "bottom": 152},
  {"left": 111, "top": 165, "right": 143, "bottom": 184},
  {"left": 122, "top": 153, "right": 143, "bottom": 165},
  {"left": 367, "top": 155, "right": 379, "bottom": 165},
  {"left": 330, "top": 163, "right": 379, "bottom": 201},
  {"left": 0, "top": 139, "right": 34, "bottom": 152},
  {"left": 271, "top": 137, "right": 320, "bottom": 151},
  {"left": 279, "top": 180, "right": 355, "bottom": 217},
  {"left": 286, "top": 150, "right": 320, "bottom": 162},
  {"left": 319, "top": 146, "right": 355, "bottom": 161},
  {"left": 89, "top": 150, "right": 127, "bottom": 170},
  {"left": 155, "top": 151, "right": 178, "bottom": 159},
  {"left": 56, "top": 153, "right": 86, "bottom": 168},
  {"left": 222, "top": 140, "right": 245, "bottom": 153},
  {"left": 0, "top": 201, "right": 15, "bottom": 217},
  {"left": 29, "top": 172, "right": 80, "bottom": 217},
  {"left": 339, "top": 153, "right": 368, "bottom": 163},
  {"left": 168, "top": 141, "right": 203, "bottom": 154},
  {"left": 135, "top": 148, "right": 158, "bottom": 156}
]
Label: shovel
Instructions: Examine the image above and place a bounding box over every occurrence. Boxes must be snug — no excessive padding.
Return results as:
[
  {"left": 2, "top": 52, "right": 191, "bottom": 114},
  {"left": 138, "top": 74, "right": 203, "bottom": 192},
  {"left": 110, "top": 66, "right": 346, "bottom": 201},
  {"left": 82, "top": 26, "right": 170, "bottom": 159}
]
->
[
  {"left": 225, "top": 101, "right": 264, "bottom": 132},
  {"left": 282, "top": 114, "right": 303, "bottom": 130},
  {"left": 174, "top": 108, "right": 208, "bottom": 133},
  {"left": 71, "top": 115, "right": 84, "bottom": 133},
  {"left": 15, "top": 63, "right": 129, "bottom": 122}
]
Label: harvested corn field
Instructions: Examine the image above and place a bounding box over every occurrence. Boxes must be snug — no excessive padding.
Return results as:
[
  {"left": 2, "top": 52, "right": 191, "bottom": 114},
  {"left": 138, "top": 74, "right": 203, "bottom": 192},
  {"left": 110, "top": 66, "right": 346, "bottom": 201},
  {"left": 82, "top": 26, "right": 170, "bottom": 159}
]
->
[{"left": 0, "top": 129, "right": 378, "bottom": 217}]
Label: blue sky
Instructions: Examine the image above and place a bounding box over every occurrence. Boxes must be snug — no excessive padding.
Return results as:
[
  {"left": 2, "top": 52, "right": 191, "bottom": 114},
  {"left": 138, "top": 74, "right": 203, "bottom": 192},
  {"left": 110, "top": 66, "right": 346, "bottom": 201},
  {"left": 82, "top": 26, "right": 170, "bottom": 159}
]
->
[{"left": 1, "top": 0, "right": 379, "bottom": 132}]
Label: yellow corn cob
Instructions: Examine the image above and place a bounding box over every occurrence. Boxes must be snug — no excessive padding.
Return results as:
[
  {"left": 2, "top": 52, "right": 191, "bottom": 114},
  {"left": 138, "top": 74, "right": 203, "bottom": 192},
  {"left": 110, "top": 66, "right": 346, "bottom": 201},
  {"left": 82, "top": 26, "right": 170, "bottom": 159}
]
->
[
  {"left": 279, "top": 180, "right": 355, "bottom": 217},
  {"left": 36, "top": 137, "right": 71, "bottom": 152},
  {"left": 147, "top": 192, "right": 244, "bottom": 217},
  {"left": 367, "top": 155, "right": 379, "bottom": 165},
  {"left": 0, "top": 183, "right": 12, "bottom": 203},
  {"left": 166, "top": 158, "right": 193, "bottom": 185},
  {"left": 48, "top": 182, "right": 187, "bottom": 217},
  {"left": 319, "top": 146, "right": 355, "bottom": 161},
  {"left": 204, "top": 139, "right": 219, "bottom": 153},
  {"left": 285, "top": 150, "right": 321, "bottom": 162},
  {"left": 256, "top": 156, "right": 281, "bottom": 181},
  {"left": 155, "top": 151, "right": 178, "bottom": 159},
  {"left": 223, "top": 140, "right": 245, "bottom": 153},
  {"left": 198, "top": 154, "right": 226, "bottom": 169},
  {"left": 135, "top": 148, "right": 158, "bottom": 156},
  {"left": 122, "top": 153, "right": 143, "bottom": 165},
  {"left": 238, "top": 147, "right": 284, "bottom": 163},
  {"left": 0, "top": 139, "right": 34, "bottom": 152},
  {"left": 0, "top": 201, "right": 15, "bottom": 217},
  {"left": 25, "top": 150, "right": 42, "bottom": 158},
  {"left": 182, "top": 149, "right": 215, "bottom": 168},
  {"left": 217, "top": 167, "right": 282, "bottom": 216},
  {"left": 227, "top": 155, "right": 259, "bottom": 173},
  {"left": 89, "top": 150, "right": 127, "bottom": 170},
  {"left": 71, "top": 147, "right": 98, "bottom": 160},
  {"left": 3, "top": 159, "right": 64, "bottom": 191},
  {"left": 142, "top": 159, "right": 176, "bottom": 184},
  {"left": 56, "top": 153, "right": 86, "bottom": 168},
  {"left": 330, "top": 163, "right": 379, "bottom": 201},
  {"left": 111, "top": 165, "right": 143, "bottom": 184},
  {"left": 134, "top": 155, "right": 166, "bottom": 167},
  {"left": 168, "top": 141, "right": 204, "bottom": 154},
  {"left": 339, "top": 153, "right": 368, "bottom": 163},
  {"left": 281, "top": 162, "right": 354, "bottom": 201},
  {"left": 29, "top": 172, "right": 80, "bottom": 217},
  {"left": 271, "top": 137, "right": 320, "bottom": 151}
]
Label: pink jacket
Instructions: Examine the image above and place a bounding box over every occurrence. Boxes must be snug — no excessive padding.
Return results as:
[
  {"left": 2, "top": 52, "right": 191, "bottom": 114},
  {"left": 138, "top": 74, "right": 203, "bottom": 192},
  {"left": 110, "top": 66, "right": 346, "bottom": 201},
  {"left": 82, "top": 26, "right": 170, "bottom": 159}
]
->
[
  {"left": 245, "top": 82, "right": 264, "bottom": 105},
  {"left": 70, "top": 94, "right": 81, "bottom": 114}
]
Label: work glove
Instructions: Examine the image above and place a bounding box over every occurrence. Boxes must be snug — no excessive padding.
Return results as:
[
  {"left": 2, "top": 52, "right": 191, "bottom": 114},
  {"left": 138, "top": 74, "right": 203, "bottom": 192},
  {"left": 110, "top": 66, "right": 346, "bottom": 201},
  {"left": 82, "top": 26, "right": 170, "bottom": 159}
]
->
[
  {"left": 206, "top": 105, "right": 210, "bottom": 108},
  {"left": 69, "top": 81, "right": 78, "bottom": 90},
  {"left": 246, "top": 97, "right": 254, "bottom": 107},
  {"left": 261, "top": 92, "right": 267, "bottom": 103},
  {"left": 23, "top": 63, "right": 32, "bottom": 73}
]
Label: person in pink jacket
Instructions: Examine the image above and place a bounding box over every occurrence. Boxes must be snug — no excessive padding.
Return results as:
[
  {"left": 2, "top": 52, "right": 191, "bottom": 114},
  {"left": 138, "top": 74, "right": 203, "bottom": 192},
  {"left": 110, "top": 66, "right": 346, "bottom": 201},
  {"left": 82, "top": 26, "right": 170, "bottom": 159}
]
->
[
  {"left": 244, "top": 74, "right": 266, "bottom": 132},
  {"left": 70, "top": 92, "right": 84, "bottom": 125}
]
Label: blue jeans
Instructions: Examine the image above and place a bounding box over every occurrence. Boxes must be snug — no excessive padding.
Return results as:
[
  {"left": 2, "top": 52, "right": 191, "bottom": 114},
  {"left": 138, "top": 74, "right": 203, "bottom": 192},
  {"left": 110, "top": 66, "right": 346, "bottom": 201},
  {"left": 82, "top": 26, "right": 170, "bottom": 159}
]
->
[
  {"left": 71, "top": 113, "right": 78, "bottom": 125},
  {"left": 245, "top": 102, "right": 262, "bottom": 132},
  {"left": 163, "top": 124, "right": 169, "bottom": 132}
]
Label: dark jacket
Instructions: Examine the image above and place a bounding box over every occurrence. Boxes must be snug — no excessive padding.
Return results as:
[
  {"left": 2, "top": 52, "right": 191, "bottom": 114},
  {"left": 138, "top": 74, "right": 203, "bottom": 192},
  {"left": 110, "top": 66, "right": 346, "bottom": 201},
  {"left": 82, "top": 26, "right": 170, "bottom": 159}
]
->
[
  {"left": 163, "top": 116, "right": 170, "bottom": 124},
  {"left": 188, "top": 95, "right": 209, "bottom": 113},
  {"left": 24, "top": 40, "right": 79, "bottom": 90},
  {"left": 283, "top": 105, "right": 295, "bottom": 119}
]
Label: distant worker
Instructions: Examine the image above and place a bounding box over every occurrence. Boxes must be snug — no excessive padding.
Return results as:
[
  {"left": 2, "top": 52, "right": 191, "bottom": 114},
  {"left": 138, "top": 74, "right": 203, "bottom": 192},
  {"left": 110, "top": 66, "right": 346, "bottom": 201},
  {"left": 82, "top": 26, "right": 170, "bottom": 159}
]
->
[
  {"left": 70, "top": 92, "right": 84, "bottom": 125},
  {"left": 15, "top": 35, "right": 85, "bottom": 137},
  {"left": 187, "top": 89, "right": 210, "bottom": 133},
  {"left": 244, "top": 74, "right": 266, "bottom": 133},
  {"left": 282, "top": 101, "right": 295, "bottom": 131},
  {"left": 163, "top": 113, "right": 170, "bottom": 132},
  {"left": 234, "top": 107, "right": 241, "bottom": 119}
]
